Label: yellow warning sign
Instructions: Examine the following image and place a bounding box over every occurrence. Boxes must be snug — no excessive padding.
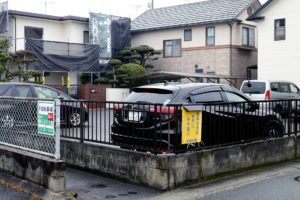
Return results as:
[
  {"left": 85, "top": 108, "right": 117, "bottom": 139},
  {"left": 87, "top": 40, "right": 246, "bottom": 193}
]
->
[{"left": 181, "top": 107, "right": 202, "bottom": 144}]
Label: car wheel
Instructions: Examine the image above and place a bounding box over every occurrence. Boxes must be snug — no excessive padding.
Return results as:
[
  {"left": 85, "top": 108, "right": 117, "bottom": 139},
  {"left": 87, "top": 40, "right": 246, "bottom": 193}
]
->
[
  {"left": 69, "top": 111, "right": 81, "bottom": 127},
  {"left": 0, "top": 114, "right": 15, "bottom": 128},
  {"left": 264, "top": 121, "right": 283, "bottom": 138}
]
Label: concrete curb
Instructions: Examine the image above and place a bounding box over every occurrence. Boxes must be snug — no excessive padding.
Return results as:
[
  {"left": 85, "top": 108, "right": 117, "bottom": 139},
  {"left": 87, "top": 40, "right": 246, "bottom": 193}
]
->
[{"left": 0, "top": 171, "right": 68, "bottom": 200}]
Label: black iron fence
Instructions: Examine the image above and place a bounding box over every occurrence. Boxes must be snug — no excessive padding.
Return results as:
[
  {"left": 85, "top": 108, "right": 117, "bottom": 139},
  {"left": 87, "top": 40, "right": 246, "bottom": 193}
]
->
[{"left": 60, "top": 99, "right": 300, "bottom": 153}]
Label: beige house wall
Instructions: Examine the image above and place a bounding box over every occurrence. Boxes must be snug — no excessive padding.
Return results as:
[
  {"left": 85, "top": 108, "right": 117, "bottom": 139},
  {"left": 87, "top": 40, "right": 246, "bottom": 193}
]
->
[
  {"left": 9, "top": 16, "right": 89, "bottom": 51},
  {"left": 132, "top": 23, "right": 231, "bottom": 50}
]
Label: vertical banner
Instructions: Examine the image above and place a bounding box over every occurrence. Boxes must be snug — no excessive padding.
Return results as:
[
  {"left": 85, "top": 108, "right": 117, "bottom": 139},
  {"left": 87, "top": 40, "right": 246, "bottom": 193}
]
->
[
  {"left": 89, "top": 12, "right": 131, "bottom": 73},
  {"left": 0, "top": 1, "right": 8, "bottom": 33},
  {"left": 181, "top": 107, "right": 202, "bottom": 144},
  {"left": 38, "top": 101, "right": 55, "bottom": 136},
  {"left": 89, "top": 13, "right": 112, "bottom": 61}
]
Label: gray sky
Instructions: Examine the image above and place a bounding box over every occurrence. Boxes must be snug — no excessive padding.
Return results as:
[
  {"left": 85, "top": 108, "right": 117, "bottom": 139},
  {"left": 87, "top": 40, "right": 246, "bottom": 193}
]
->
[{"left": 2, "top": 0, "right": 268, "bottom": 19}]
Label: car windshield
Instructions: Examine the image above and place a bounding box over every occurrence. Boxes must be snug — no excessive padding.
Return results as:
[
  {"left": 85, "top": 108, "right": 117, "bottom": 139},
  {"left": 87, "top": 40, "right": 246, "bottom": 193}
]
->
[
  {"left": 241, "top": 82, "right": 266, "bottom": 94},
  {"left": 0, "top": 85, "right": 11, "bottom": 95},
  {"left": 34, "top": 86, "right": 71, "bottom": 100},
  {"left": 125, "top": 88, "right": 174, "bottom": 104}
]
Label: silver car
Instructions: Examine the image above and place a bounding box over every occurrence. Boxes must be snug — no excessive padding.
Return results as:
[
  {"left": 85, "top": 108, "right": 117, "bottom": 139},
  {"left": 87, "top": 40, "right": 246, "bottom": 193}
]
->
[{"left": 240, "top": 80, "right": 300, "bottom": 115}]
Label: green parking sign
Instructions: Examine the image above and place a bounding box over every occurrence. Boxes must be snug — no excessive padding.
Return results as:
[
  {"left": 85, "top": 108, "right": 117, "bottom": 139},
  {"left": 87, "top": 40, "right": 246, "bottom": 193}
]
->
[{"left": 38, "top": 101, "right": 55, "bottom": 136}]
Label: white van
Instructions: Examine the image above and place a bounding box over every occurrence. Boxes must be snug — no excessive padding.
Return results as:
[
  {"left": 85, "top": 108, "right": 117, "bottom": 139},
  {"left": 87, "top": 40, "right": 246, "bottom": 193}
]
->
[{"left": 240, "top": 80, "right": 300, "bottom": 101}]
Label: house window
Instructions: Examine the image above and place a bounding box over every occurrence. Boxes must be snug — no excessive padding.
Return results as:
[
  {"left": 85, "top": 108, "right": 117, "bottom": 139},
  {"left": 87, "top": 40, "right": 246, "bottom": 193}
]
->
[
  {"left": 163, "top": 39, "right": 181, "bottom": 57},
  {"left": 83, "top": 31, "right": 89, "bottom": 43},
  {"left": 195, "top": 68, "right": 203, "bottom": 83},
  {"left": 275, "top": 19, "right": 285, "bottom": 41},
  {"left": 242, "top": 27, "right": 255, "bottom": 46},
  {"left": 25, "top": 27, "right": 43, "bottom": 50},
  {"left": 207, "top": 71, "right": 216, "bottom": 83},
  {"left": 206, "top": 27, "right": 215, "bottom": 46},
  {"left": 184, "top": 29, "right": 192, "bottom": 41}
]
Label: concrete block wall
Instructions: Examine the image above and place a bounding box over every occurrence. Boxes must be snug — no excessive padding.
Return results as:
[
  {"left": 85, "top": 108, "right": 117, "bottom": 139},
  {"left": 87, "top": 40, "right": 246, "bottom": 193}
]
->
[
  {"left": 60, "top": 140, "right": 170, "bottom": 190},
  {"left": 0, "top": 144, "right": 66, "bottom": 193},
  {"left": 61, "top": 135, "right": 300, "bottom": 190},
  {"left": 169, "top": 136, "right": 296, "bottom": 185}
]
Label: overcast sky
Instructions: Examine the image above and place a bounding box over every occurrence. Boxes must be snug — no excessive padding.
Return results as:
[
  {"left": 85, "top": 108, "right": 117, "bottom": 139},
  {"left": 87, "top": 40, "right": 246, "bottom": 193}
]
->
[{"left": 1, "top": 0, "right": 268, "bottom": 19}]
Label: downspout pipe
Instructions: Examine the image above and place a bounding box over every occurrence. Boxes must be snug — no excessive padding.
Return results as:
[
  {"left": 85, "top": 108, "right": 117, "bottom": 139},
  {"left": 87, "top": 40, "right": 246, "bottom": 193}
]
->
[
  {"left": 227, "top": 22, "right": 233, "bottom": 86},
  {"left": 11, "top": 15, "right": 17, "bottom": 52}
]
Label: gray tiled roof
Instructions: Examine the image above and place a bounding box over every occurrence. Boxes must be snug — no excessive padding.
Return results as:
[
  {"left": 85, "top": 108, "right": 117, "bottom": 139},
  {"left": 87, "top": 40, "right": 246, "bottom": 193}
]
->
[
  {"left": 9, "top": 10, "right": 89, "bottom": 22},
  {"left": 132, "top": 0, "right": 254, "bottom": 32}
]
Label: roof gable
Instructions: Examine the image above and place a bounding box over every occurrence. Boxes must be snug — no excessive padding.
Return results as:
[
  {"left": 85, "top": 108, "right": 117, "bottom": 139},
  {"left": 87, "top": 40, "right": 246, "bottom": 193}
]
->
[
  {"left": 247, "top": 0, "right": 275, "bottom": 21},
  {"left": 132, "top": 0, "right": 255, "bottom": 32}
]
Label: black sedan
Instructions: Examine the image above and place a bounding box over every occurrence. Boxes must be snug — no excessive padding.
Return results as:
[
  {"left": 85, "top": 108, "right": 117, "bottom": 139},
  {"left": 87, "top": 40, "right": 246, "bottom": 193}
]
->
[
  {"left": 111, "top": 83, "right": 284, "bottom": 151},
  {"left": 0, "top": 83, "right": 88, "bottom": 127}
]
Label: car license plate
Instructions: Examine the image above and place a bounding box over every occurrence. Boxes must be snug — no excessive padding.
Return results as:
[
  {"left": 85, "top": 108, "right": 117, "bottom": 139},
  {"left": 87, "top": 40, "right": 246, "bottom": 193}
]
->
[{"left": 128, "top": 111, "right": 141, "bottom": 122}]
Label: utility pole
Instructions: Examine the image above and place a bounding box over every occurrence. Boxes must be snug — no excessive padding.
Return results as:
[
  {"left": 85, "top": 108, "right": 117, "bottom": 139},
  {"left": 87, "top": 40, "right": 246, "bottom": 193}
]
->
[{"left": 41, "top": 0, "right": 55, "bottom": 15}]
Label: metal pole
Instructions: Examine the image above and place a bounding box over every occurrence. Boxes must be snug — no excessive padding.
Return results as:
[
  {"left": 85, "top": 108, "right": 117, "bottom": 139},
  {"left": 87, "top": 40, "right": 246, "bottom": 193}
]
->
[
  {"left": 227, "top": 22, "right": 233, "bottom": 86},
  {"left": 42, "top": 71, "right": 45, "bottom": 84},
  {"left": 55, "top": 99, "right": 61, "bottom": 160},
  {"left": 6, "top": 1, "right": 8, "bottom": 40},
  {"left": 80, "top": 101, "right": 84, "bottom": 143},
  {"left": 67, "top": 72, "right": 70, "bottom": 95}
]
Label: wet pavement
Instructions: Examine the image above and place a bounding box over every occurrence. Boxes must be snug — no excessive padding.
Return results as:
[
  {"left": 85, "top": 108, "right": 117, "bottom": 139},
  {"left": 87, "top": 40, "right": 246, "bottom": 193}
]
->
[
  {"left": 0, "top": 183, "right": 31, "bottom": 200},
  {"left": 66, "top": 168, "right": 162, "bottom": 200}
]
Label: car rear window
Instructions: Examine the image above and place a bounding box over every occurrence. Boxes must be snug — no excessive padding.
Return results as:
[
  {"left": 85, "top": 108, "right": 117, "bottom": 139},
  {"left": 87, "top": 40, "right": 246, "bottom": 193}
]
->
[
  {"left": 190, "top": 92, "right": 223, "bottom": 103},
  {"left": 241, "top": 82, "right": 266, "bottom": 94},
  {"left": 125, "top": 88, "right": 174, "bottom": 104}
]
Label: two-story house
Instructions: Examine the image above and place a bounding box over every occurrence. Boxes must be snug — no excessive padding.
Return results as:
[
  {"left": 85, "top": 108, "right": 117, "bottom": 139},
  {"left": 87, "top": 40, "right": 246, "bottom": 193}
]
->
[
  {"left": 5, "top": 10, "right": 91, "bottom": 84},
  {"left": 131, "top": 0, "right": 261, "bottom": 87},
  {"left": 1, "top": 9, "right": 130, "bottom": 86},
  {"left": 247, "top": 0, "right": 300, "bottom": 86}
]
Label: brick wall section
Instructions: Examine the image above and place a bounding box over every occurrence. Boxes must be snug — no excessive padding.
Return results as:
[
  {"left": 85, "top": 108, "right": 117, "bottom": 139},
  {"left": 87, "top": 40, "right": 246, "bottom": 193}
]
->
[
  {"left": 232, "top": 48, "right": 258, "bottom": 87},
  {"left": 47, "top": 84, "right": 111, "bottom": 108},
  {"left": 148, "top": 47, "right": 257, "bottom": 88},
  {"left": 77, "top": 84, "right": 111, "bottom": 108}
]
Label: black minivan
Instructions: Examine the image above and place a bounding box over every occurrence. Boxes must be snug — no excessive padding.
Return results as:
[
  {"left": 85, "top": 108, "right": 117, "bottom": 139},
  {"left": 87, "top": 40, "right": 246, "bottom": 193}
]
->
[{"left": 111, "top": 83, "right": 284, "bottom": 151}]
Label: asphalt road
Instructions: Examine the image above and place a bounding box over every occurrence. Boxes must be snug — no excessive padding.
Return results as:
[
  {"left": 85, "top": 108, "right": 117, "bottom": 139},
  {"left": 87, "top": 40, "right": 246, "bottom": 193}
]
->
[{"left": 0, "top": 184, "right": 31, "bottom": 200}]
